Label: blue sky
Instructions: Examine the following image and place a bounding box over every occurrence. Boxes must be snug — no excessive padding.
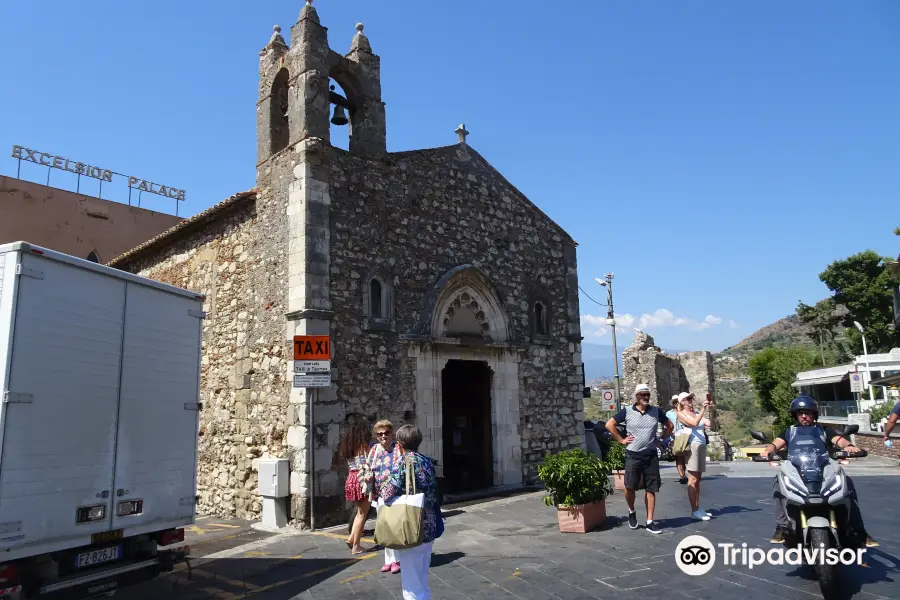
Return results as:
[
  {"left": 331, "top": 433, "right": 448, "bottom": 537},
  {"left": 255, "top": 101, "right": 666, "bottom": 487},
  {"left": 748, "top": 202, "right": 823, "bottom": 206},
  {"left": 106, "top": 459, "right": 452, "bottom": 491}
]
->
[{"left": 2, "top": 1, "right": 898, "bottom": 352}]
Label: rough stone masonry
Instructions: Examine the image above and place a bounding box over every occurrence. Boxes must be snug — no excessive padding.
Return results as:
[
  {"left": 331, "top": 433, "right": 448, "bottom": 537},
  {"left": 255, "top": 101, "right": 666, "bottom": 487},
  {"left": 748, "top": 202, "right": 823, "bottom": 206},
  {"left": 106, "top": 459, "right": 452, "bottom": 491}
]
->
[
  {"left": 108, "top": 2, "right": 586, "bottom": 526},
  {"left": 622, "top": 332, "right": 729, "bottom": 456}
]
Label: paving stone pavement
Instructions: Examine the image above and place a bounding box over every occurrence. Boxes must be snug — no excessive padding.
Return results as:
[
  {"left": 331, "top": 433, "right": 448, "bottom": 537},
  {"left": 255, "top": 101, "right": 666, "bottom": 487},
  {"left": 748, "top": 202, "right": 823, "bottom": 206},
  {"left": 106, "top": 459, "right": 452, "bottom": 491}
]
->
[{"left": 116, "top": 465, "right": 900, "bottom": 600}]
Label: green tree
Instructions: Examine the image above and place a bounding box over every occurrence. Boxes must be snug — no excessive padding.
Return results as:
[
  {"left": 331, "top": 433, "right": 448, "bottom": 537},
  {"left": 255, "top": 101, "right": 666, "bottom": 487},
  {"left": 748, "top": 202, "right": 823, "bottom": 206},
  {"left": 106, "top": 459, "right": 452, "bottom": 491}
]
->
[
  {"left": 818, "top": 250, "right": 898, "bottom": 354},
  {"left": 795, "top": 298, "right": 844, "bottom": 365},
  {"left": 748, "top": 347, "right": 819, "bottom": 431}
]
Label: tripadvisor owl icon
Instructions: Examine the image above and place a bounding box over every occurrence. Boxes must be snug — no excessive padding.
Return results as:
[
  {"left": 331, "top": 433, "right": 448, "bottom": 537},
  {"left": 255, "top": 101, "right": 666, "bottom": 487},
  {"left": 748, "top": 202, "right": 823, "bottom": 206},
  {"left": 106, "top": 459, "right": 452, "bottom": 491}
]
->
[{"left": 675, "top": 535, "right": 717, "bottom": 576}]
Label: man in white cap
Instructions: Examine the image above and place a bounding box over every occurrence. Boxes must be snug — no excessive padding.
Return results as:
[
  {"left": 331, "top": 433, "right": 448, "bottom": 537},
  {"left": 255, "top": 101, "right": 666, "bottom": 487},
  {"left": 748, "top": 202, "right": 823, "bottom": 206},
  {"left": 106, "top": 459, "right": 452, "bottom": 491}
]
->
[{"left": 605, "top": 383, "right": 673, "bottom": 533}]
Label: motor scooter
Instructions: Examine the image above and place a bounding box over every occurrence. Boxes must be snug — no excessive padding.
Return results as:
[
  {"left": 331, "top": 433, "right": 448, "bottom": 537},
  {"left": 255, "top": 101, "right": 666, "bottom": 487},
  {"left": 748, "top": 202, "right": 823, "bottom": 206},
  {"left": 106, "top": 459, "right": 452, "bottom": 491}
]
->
[
  {"left": 656, "top": 434, "right": 675, "bottom": 462},
  {"left": 750, "top": 424, "right": 868, "bottom": 600}
]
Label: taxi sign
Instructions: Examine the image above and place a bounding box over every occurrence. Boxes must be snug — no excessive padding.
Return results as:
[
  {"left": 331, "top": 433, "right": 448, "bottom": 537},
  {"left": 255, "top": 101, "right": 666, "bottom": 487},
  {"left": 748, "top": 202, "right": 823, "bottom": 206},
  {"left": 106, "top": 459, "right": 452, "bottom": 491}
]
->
[{"left": 293, "top": 336, "right": 331, "bottom": 361}]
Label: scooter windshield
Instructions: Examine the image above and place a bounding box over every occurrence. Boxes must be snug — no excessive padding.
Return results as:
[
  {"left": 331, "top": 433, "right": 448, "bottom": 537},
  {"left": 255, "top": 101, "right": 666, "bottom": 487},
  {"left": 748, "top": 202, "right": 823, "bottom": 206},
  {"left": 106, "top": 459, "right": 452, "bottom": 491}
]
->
[{"left": 787, "top": 426, "right": 830, "bottom": 489}]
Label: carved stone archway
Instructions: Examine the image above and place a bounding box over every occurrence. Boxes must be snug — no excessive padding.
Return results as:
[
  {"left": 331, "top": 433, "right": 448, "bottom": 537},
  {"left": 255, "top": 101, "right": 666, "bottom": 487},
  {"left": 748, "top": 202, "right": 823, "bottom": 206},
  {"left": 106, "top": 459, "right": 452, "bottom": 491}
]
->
[
  {"left": 410, "top": 266, "right": 522, "bottom": 488},
  {"left": 429, "top": 265, "right": 509, "bottom": 343}
]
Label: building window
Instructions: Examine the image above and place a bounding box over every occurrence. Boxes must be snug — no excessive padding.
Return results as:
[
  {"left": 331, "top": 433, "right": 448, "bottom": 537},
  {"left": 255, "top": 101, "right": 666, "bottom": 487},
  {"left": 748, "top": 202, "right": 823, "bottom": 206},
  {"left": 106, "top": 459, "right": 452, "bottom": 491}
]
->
[
  {"left": 534, "top": 301, "right": 548, "bottom": 335},
  {"left": 362, "top": 273, "right": 394, "bottom": 332},
  {"left": 86, "top": 251, "right": 100, "bottom": 263},
  {"left": 531, "top": 298, "right": 550, "bottom": 344},
  {"left": 370, "top": 279, "right": 383, "bottom": 318}
]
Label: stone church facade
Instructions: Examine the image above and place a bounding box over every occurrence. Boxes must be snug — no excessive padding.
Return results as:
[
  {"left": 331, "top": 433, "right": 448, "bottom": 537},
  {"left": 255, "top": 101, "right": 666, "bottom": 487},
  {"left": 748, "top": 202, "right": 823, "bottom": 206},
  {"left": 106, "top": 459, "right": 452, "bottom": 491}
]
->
[{"left": 109, "top": 2, "right": 585, "bottom": 526}]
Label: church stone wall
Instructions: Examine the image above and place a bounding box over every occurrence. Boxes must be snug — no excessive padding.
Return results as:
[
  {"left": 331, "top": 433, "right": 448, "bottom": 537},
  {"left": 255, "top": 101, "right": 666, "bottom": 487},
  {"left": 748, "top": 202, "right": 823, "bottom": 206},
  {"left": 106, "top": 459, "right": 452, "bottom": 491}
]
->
[
  {"left": 111, "top": 195, "right": 292, "bottom": 521},
  {"left": 328, "top": 145, "right": 585, "bottom": 486}
]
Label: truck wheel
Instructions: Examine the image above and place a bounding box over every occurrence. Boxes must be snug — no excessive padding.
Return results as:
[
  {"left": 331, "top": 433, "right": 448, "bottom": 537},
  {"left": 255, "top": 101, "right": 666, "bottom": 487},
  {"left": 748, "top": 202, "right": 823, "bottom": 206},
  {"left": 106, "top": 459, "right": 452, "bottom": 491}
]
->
[{"left": 809, "top": 528, "right": 839, "bottom": 600}]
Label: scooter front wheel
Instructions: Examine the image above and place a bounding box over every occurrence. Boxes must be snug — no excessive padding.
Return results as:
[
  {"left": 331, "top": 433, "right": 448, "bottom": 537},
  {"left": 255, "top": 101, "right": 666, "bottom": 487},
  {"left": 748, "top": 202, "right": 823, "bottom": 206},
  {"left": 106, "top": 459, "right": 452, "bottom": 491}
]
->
[{"left": 809, "top": 528, "right": 839, "bottom": 600}]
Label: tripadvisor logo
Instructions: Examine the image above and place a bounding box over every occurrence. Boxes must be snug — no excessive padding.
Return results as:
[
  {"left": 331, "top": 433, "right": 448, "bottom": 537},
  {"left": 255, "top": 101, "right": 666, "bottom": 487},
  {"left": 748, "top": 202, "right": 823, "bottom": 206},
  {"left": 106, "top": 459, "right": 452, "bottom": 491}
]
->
[{"left": 675, "top": 535, "right": 866, "bottom": 576}]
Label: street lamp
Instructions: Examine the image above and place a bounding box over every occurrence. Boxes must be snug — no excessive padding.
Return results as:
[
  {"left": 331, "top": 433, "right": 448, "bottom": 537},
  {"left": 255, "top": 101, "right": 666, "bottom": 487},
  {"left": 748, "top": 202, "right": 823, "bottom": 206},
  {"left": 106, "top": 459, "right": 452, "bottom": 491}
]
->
[
  {"left": 595, "top": 274, "right": 622, "bottom": 411},
  {"left": 853, "top": 321, "right": 876, "bottom": 408}
]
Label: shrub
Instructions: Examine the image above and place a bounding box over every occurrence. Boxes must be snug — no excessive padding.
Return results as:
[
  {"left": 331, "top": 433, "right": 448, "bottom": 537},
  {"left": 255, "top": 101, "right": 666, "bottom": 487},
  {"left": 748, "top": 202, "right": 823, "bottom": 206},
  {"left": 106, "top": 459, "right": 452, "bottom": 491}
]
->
[
  {"left": 537, "top": 449, "right": 613, "bottom": 507},
  {"left": 868, "top": 401, "right": 895, "bottom": 424},
  {"left": 604, "top": 441, "right": 626, "bottom": 471}
]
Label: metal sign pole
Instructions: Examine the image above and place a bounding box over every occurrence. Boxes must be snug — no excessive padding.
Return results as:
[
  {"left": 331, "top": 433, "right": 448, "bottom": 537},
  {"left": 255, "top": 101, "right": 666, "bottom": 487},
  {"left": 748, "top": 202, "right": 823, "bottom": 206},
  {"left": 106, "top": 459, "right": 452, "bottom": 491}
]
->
[{"left": 309, "top": 387, "right": 315, "bottom": 532}]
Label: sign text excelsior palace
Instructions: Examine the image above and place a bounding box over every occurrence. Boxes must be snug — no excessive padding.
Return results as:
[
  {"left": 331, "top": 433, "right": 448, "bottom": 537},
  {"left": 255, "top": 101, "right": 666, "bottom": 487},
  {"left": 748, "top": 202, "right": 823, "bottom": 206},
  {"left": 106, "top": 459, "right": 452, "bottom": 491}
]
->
[{"left": 11, "top": 145, "right": 186, "bottom": 201}]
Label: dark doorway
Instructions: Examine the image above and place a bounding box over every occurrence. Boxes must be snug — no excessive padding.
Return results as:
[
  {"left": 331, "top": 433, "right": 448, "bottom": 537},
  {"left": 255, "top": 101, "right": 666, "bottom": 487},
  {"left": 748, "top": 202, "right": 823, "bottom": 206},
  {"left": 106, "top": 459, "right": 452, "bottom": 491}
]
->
[{"left": 441, "top": 360, "right": 493, "bottom": 494}]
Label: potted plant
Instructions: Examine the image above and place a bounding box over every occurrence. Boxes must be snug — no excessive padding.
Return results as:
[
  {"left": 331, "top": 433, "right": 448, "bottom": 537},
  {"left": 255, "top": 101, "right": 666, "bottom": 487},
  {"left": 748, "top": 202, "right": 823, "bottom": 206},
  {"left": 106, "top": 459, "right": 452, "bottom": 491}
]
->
[
  {"left": 604, "top": 441, "right": 626, "bottom": 491},
  {"left": 537, "top": 449, "right": 613, "bottom": 533}
]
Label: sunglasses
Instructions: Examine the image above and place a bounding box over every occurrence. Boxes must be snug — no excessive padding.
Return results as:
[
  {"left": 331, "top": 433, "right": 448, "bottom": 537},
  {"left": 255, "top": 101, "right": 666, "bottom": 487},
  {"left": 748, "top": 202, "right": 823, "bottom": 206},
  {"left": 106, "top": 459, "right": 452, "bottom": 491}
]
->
[
  {"left": 637, "top": 393, "right": 650, "bottom": 398},
  {"left": 376, "top": 431, "right": 391, "bottom": 437}
]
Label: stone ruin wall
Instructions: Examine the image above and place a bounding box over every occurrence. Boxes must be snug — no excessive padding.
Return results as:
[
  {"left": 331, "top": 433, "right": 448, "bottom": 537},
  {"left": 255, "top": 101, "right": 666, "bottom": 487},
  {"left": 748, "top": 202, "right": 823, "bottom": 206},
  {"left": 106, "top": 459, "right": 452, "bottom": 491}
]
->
[{"left": 622, "top": 332, "right": 728, "bottom": 456}]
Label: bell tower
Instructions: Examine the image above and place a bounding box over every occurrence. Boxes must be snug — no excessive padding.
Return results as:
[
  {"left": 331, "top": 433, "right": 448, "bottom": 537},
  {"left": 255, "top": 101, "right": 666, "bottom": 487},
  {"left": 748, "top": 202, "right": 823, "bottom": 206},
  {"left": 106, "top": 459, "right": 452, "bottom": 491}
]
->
[
  {"left": 254, "top": 0, "right": 388, "bottom": 527},
  {"left": 256, "top": 1, "right": 386, "bottom": 165}
]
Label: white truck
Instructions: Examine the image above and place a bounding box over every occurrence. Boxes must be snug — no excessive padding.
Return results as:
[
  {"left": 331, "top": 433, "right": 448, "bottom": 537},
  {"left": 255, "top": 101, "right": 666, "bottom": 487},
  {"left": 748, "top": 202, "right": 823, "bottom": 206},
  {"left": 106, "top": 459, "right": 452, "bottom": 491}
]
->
[{"left": 0, "top": 242, "right": 203, "bottom": 598}]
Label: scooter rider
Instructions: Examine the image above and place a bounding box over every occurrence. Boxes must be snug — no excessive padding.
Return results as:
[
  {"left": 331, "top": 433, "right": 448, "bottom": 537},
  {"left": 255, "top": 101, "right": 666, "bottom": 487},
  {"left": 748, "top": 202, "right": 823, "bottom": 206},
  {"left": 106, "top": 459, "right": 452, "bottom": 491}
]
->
[{"left": 763, "top": 396, "right": 878, "bottom": 547}]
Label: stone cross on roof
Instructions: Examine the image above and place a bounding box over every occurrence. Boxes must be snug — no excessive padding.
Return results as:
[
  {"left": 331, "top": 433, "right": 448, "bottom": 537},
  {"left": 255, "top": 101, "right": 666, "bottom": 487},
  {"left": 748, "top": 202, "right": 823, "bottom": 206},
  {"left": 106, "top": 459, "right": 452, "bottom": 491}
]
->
[{"left": 455, "top": 124, "right": 469, "bottom": 144}]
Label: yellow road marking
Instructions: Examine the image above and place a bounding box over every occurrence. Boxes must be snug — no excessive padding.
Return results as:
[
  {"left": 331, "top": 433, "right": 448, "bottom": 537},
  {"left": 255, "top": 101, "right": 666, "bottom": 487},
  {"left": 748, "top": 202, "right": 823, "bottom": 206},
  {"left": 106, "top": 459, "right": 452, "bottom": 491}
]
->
[
  {"left": 309, "top": 530, "right": 376, "bottom": 544},
  {"left": 187, "top": 525, "right": 206, "bottom": 535},
  {"left": 196, "top": 515, "right": 212, "bottom": 521},
  {"left": 199, "top": 586, "right": 241, "bottom": 600},
  {"left": 242, "top": 551, "right": 270, "bottom": 557},
  {"left": 193, "top": 569, "right": 262, "bottom": 591},
  {"left": 170, "top": 552, "right": 378, "bottom": 599},
  {"left": 339, "top": 568, "right": 379, "bottom": 584},
  {"left": 206, "top": 523, "right": 242, "bottom": 529},
  {"left": 240, "top": 553, "right": 378, "bottom": 597}
]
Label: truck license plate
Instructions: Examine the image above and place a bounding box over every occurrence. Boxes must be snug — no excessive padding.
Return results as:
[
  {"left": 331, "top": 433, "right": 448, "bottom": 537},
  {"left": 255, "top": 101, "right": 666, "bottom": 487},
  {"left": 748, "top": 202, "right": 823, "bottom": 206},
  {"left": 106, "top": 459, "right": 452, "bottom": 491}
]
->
[{"left": 75, "top": 546, "right": 121, "bottom": 568}]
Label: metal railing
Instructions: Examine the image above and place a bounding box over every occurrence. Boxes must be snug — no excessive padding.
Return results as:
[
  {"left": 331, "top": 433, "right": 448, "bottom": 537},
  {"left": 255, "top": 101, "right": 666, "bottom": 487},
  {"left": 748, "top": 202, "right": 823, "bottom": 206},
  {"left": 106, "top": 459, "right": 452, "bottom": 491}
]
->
[{"left": 818, "top": 400, "right": 857, "bottom": 418}]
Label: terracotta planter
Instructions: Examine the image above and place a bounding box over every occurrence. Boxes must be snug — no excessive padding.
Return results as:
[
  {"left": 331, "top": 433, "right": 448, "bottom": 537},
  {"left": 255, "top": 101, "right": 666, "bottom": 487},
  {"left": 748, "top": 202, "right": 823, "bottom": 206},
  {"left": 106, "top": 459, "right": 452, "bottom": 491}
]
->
[
  {"left": 556, "top": 500, "right": 607, "bottom": 533},
  {"left": 612, "top": 470, "right": 626, "bottom": 491}
]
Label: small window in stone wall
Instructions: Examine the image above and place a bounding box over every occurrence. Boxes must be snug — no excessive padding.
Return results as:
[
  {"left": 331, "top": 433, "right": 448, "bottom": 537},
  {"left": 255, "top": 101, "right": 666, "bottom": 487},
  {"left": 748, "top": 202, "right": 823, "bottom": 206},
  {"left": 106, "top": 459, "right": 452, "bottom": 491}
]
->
[
  {"left": 370, "top": 279, "right": 383, "bottom": 318},
  {"left": 534, "top": 302, "right": 547, "bottom": 335},
  {"left": 86, "top": 251, "right": 100, "bottom": 263},
  {"left": 363, "top": 274, "right": 394, "bottom": 332},
  {"left": 532, "top": 298, "right": 550, "bottom": 343}
]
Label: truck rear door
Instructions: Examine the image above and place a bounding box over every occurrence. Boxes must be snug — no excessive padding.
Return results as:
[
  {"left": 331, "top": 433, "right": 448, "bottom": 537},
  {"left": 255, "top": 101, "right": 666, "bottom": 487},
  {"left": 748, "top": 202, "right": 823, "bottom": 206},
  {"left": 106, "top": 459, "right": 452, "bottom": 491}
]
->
[
  {"left": 110, "top": 282, "right": 202, "bottom": 531},
  {"left": 0, "top": 252, "right": 123, "bottom": 544}
]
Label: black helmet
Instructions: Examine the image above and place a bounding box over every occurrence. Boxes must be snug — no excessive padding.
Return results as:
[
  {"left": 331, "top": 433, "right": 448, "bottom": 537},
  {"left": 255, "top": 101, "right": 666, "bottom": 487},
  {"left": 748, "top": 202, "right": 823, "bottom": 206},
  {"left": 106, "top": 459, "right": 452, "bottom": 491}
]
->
[{"left": 789, "top": 396, "right": 819, "bottom": 420}]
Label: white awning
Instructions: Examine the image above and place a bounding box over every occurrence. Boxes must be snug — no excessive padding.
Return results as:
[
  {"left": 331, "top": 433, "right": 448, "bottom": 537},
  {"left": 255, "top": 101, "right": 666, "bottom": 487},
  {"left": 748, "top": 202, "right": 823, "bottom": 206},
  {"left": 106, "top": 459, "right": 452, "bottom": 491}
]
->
[
  {"left": 792, "top": 374, "right": 848, "bottom": 387},
  {"left": 870, "top": 372, "right": 900, "bottom": 387}
]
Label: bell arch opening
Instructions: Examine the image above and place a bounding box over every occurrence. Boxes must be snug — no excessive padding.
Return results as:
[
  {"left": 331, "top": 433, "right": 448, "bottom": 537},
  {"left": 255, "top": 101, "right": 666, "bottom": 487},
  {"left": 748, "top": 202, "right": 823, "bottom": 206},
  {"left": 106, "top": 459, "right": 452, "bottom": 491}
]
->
[
  {"left": 328, "top": 78, "right": 351, "bottom": 150},
  {"left": 270, "top": 69, "right": 289, "bottom": 155}
]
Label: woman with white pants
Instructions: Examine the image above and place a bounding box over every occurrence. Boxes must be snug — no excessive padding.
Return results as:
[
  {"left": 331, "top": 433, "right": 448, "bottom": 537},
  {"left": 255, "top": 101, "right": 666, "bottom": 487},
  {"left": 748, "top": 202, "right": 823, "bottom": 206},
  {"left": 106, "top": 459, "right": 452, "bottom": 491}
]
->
[{"left": 379, "top": 425, "right": 441, "bottom": 599}]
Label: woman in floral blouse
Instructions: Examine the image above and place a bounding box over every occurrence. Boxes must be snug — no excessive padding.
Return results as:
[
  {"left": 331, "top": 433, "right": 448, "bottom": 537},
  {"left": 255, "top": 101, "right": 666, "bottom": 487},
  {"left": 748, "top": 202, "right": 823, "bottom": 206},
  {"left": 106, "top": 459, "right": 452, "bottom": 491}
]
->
[
  {"left": 368, "top": 419, "right": 403, "bottom": 573},
  {"left": 380, "top": 425, "right": 441, "bottom": 600}
]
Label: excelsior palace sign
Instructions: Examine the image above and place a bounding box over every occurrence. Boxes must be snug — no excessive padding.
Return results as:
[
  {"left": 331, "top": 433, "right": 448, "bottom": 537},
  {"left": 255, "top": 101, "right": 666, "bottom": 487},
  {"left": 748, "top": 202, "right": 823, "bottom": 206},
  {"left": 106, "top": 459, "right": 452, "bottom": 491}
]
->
[{"left": 11, "top": 144, "right": 186, "bottom": 201}]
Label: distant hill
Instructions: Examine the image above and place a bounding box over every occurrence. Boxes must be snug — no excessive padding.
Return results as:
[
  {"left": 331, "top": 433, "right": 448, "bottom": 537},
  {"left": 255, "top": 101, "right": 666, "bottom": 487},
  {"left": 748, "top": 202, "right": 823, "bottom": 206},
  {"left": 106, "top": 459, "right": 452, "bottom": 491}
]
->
[
  {"left": 713, "top": 314, "right": 816, "bottom": 380},
  {"left": 711, "top": 309, "right": 852, "bottom": 445}
]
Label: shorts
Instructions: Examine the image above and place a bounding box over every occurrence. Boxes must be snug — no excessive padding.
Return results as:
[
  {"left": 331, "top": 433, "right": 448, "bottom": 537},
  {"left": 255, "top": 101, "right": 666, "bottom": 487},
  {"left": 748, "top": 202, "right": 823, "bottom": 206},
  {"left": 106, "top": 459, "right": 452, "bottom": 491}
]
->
[
  {"left": 686, "top": 443, "right": 707, "bottom": 473},
  {"left": 624, "top": 450, "right": 661, "bottom": 493},
  {"left": 345, "top": 470, "right": 365, "bottom": 502}
]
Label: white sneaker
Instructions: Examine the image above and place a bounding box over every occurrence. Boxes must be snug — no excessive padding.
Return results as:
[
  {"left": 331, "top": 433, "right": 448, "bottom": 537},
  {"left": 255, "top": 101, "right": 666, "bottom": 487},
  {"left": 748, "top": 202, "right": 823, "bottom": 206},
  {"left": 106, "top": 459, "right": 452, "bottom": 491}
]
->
[
  {"left": 700, "top": 509, "right": 713, "bottom": 517},
  {"left": 691, "top": 510, "right": 711, "bottom": 521}
]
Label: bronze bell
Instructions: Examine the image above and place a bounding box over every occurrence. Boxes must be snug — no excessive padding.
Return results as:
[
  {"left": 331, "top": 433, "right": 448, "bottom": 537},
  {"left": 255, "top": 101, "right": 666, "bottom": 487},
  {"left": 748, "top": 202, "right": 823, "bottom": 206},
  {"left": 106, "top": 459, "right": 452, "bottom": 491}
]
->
[{"left": 331, "top": 104, "right": 348, "bottom": 126}]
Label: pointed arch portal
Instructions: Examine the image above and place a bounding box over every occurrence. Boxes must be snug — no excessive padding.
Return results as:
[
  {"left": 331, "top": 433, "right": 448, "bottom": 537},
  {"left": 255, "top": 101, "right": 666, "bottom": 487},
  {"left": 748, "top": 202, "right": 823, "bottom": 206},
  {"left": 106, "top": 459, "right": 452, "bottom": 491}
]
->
[{"left": 410, "top": 265, "right": 522, "bottom": 491}]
